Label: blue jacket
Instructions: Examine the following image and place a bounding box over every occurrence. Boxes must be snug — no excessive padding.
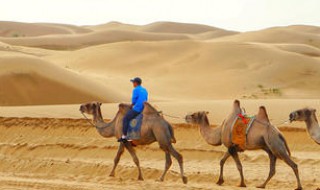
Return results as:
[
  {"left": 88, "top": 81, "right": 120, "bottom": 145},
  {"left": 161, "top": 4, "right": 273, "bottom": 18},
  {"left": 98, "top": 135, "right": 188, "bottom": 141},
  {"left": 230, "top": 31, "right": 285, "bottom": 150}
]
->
[{"left": 132, "top": 85, "right": 148, "bottom": 112}]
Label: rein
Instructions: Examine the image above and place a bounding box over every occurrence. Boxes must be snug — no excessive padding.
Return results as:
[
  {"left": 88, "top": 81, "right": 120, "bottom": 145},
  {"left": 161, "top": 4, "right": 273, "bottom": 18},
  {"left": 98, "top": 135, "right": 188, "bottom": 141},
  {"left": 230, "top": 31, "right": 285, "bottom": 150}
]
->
[
  {"left": 158, "top": 111, "right": 184, "bottom": 120},
  {"left": 254, "top": 118, "right": 290, "bottom": 127},
  {"left": 81, "top": 112, "right": 97, "bottom": 128}
]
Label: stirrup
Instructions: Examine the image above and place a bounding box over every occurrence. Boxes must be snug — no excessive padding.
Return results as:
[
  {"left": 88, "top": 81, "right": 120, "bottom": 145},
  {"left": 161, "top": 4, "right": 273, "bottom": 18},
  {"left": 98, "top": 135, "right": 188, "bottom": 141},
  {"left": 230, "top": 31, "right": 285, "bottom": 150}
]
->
[{"left": 117, "top": 138, "right": 128, "bottom": 143}]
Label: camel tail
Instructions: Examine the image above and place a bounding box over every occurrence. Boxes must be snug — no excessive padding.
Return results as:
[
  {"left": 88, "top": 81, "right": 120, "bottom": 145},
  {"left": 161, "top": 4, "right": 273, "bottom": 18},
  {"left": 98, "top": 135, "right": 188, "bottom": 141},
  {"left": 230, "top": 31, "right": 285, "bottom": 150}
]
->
[{"left": 168, "top": 123, "right": 176, "bottom": 143}]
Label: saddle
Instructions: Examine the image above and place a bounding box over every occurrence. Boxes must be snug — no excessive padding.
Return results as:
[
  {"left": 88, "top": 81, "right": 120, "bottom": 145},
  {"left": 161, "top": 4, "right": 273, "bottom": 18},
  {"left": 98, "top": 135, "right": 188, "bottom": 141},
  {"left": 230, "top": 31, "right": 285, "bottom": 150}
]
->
[
  {"left": 127, "top": 114, "right": 143, "bottom": 140},
  {"left": 231, "top": 114, "right": 255, "bottom": 151}
]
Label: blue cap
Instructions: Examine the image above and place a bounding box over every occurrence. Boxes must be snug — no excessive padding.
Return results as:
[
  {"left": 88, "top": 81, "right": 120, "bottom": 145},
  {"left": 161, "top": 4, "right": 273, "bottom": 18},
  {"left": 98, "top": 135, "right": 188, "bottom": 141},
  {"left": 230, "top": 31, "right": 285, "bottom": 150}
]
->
[{"left": 130, "top": 77, "right": 142, "bottom": 84}]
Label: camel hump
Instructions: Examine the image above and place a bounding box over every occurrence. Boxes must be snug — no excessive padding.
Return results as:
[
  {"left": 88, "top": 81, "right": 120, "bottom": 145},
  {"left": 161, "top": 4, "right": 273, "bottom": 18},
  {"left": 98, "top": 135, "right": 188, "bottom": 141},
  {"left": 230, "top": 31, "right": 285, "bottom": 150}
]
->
[
  {"left": 234, "top": 99, "right": 240, "bottom": 108},
  {"left": 257, "top": 106, "right": 270, "bottom": 122},
  {"left": 143, "top": 102, "right": 159, "bottom": 114}
]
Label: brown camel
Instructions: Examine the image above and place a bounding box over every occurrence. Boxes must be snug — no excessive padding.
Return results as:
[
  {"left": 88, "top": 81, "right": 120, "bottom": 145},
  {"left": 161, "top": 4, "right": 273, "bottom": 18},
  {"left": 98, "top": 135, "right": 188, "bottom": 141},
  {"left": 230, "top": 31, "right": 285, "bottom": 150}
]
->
[
  {"left": 289, "top": 108, "right": 320, "bottom": 145},
  {"left": 185, "top": 100, "right": 302, "bottom": 190},
  {"left": 79, "top": 101, "right": 187, "bottom": 184}
]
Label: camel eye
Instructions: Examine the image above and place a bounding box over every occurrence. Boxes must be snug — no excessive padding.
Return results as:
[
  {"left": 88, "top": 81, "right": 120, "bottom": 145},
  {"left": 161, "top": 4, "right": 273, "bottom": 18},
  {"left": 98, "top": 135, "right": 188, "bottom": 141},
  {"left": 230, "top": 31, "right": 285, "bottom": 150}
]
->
[{"left": 297, "top": 111, "right": 301, "bottom": 115}]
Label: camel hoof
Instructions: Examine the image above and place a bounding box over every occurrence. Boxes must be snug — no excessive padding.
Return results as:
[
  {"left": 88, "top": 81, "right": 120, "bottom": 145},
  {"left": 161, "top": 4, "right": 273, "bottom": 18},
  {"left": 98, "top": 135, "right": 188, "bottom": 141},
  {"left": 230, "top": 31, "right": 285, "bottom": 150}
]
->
[
  {"left": 257, "top": 185, "right": 266, "bottom": 189},
  {"left": 138, "top": 176, "right": 144, "bottom": 181},
  {"left": 216, "top": 179, "right": 224, "bottom": 185},
  {"left": 238, "top": 183, "right": 246, "bottom": 188},
  {"left": 182, "top": 176, "right": 188, "bottom": 184},
  {"left": 295, "top": 188, "right": 302, "bottom": 190},
  {"left": 156, "top": 178, "right": 164, "bottom": 182},
  {"left": 109, "top": 173, "right": 115, "bottom": 177}
]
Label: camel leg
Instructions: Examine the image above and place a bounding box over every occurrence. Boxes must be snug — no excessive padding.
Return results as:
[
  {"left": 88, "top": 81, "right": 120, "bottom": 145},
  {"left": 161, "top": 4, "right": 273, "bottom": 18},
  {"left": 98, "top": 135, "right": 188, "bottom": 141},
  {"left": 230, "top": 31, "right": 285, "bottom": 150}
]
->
[
  {"left": 159, "top": 151, "right": 172, "bottom": 182},
  {"left": 168, "top": 145, "right": 188, "bottom": 184},
  {"left": 123, "top": 142, "right": 144, "bottom": 181},
  {"left": 282, "top": 155, "right": 302, "bottom": 190},
  {"left": 217, "top": 151, "right": 231, "bottom": 185},
  {"left": 229, "top": 148, "right": 246, "bottom": 187},
  {"left": 109, "top": 143, "right": 125, "bottom": 177},
  {"left": 257, "top": 150, "right": 277, "bottom": 188}
]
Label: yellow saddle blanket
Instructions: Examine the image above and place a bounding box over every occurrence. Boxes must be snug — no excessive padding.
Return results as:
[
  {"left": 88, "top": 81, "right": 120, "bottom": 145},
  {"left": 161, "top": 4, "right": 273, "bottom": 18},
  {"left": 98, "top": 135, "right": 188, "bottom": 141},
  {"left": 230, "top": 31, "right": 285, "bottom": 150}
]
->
[{"left": 231, "top": 114, "right": 255, "bottom": 151}]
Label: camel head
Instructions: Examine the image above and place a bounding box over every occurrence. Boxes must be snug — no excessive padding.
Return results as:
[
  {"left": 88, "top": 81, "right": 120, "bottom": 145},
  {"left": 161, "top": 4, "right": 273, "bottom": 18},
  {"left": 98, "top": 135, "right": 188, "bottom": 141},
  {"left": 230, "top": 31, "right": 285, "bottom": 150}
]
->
[
  {"left": 185, "top": 111, "right": 209, "bottom": 124},
  {"left": 289, "top": 108, "right": 317, "bottom": 122},
  {"left": 79, "top": 101, "right": 102, "bottom": 115}
]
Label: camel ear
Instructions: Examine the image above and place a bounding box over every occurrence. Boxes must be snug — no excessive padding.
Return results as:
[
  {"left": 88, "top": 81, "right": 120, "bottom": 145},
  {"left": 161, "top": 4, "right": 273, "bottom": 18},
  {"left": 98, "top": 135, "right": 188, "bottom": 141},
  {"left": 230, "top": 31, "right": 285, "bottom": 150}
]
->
[
  {"left": 99, "top": 102, "right": 102, "bottom": 106},
  {"left": 205, "top": 111, "right": 209, "bottom": 115},
  {"left": 256, "top": 106, "right": 269, "bottom": 122},
  {"left": 233, "top": 99, "right": 240, "bottom": 108}
]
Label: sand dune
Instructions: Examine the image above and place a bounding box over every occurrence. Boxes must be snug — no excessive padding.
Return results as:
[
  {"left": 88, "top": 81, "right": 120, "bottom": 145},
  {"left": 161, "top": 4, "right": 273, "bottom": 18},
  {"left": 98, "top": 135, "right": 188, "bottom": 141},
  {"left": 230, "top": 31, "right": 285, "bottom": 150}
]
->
[
  {"left": 0, "top": 52, "right": 125, "bottom": 106},
  {"left": 85, "top": 21, "right": 140, "bottom": 31},
  {"left": 87, "top": 21, "right": 238, "bottom": 35},
  {"left": 47, "top": 40, "right": 320, "bottom": 100},
  {"left": 275, "top": 43, "right": 320, "bottom": 57},
  {"left": 194, "top": 30, "right": 239, "bottom": 40},
  {"left": 215, "top": 25, "right": 320, "bottom": 48},
  {"left": 0, "top": 30, "right": 191, "bottom": 50},
  {"left": 0, "top": 21, "right": 238, "bottom": 49},
  {"left": 141, "top": 21, "right": 235, "bottom": 34},
  {"left": 0, "top": 21, "right": 91, "bottom": 37},
  {"left": 1, "top": 21, "right": 320, "bottom": 103}
]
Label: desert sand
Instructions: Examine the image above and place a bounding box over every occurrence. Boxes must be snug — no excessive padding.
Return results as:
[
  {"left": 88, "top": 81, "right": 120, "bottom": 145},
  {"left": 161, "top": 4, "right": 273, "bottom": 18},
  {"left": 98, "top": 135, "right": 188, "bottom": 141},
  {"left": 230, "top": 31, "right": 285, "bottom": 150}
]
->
[{"left": 0, "top": 21, "right": 319, "bottom": 189}]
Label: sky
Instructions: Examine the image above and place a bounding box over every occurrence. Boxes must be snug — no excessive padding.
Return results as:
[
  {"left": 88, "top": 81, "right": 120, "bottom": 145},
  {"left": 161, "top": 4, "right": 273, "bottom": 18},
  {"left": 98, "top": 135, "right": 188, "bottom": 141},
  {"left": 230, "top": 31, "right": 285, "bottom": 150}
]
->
[{"left": 0, "top": 0, "right": 319, "bottom": 31}]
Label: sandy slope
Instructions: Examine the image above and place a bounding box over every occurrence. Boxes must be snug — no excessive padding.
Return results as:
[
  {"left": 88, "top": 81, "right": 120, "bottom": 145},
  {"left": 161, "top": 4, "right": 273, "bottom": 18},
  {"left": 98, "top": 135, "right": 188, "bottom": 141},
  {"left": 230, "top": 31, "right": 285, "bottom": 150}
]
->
[
  {"left": 0, "top": 116, "right": 319, "bottom": 190},
  {"left": 86, "top": 21, "right": 238, "bottom": 35},
  {"left": 141, "top": 21, "right": 236, "bottom": 34},
  {"left": 47, "top": 40, "right": 320, "bottom": 100},
  {"left": 214, "top": 25, "right": 320, "bottom": 48},
  {"left": 0, "top": 21, "right": 91, "bottom": 37},
  {"left": 0, "top": 21, "right": 238, "bottom": 50},
  {"left": 0, "top": 51, "right": 125, "bottom": 105},
  {"left": 0, "top": 22, "right": 319, "bottom": 105},
  {"left": 0, "top": 30, "right": 191, "bottom": 50}
]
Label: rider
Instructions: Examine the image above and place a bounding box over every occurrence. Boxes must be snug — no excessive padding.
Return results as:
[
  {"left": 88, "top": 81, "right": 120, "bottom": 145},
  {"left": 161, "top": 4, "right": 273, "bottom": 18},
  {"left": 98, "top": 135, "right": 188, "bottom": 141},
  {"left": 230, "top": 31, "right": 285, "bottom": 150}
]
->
[{"left": 118, "top": 77, "right": 148, "bottom": 142}]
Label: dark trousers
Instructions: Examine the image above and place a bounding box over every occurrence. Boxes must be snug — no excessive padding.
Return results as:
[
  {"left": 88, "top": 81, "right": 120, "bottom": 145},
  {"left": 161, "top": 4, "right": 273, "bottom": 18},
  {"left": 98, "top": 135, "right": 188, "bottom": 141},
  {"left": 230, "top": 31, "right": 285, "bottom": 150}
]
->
[{"left": 122, "top": 109, "right": 140, "bottom": 136}]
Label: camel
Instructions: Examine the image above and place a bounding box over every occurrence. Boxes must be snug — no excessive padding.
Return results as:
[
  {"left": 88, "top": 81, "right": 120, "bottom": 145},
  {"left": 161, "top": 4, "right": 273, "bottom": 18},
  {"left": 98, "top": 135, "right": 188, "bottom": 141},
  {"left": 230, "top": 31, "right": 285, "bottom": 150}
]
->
[
  {"left": 289, "top": 108, "right": 320, "bottom": 145},
  {"left": 185, "top": 100, "right": 302, "bottom": 190},
  {"left": 79, "top": 101, "right": 187, "bottom": 184}
]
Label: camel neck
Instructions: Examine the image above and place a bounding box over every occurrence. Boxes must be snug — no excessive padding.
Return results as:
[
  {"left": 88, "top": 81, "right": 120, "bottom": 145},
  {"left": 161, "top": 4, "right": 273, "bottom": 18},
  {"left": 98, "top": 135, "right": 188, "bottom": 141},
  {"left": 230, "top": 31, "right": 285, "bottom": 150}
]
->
[
  {"left": 93, "top": 106, "right": 115, "bottom": 138},
  {"left": 93, "top": 106, "right": 104, "bottom": 123},
  {"left": 305, "top": 114, "right": 320, "bottom": 144},
  {"left": 199, "top": 116, "right": 222, "bottom": 146},
  {"left": 306, "top": 114, "right": 318, "bottom": 129},
  {"left": 94, "top": 119, "right": 115, "bottom": 138}
]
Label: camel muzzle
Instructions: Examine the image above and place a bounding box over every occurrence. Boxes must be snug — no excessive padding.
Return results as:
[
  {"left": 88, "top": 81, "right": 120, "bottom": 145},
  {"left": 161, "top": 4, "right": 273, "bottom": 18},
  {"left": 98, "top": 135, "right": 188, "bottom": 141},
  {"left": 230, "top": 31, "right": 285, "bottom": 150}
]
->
[
  {"left": 79, "top": 105, "right": 85, "bottom": 113},
  {"left": 289, "top": 112, "right": 296, "bottom": 122}
]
